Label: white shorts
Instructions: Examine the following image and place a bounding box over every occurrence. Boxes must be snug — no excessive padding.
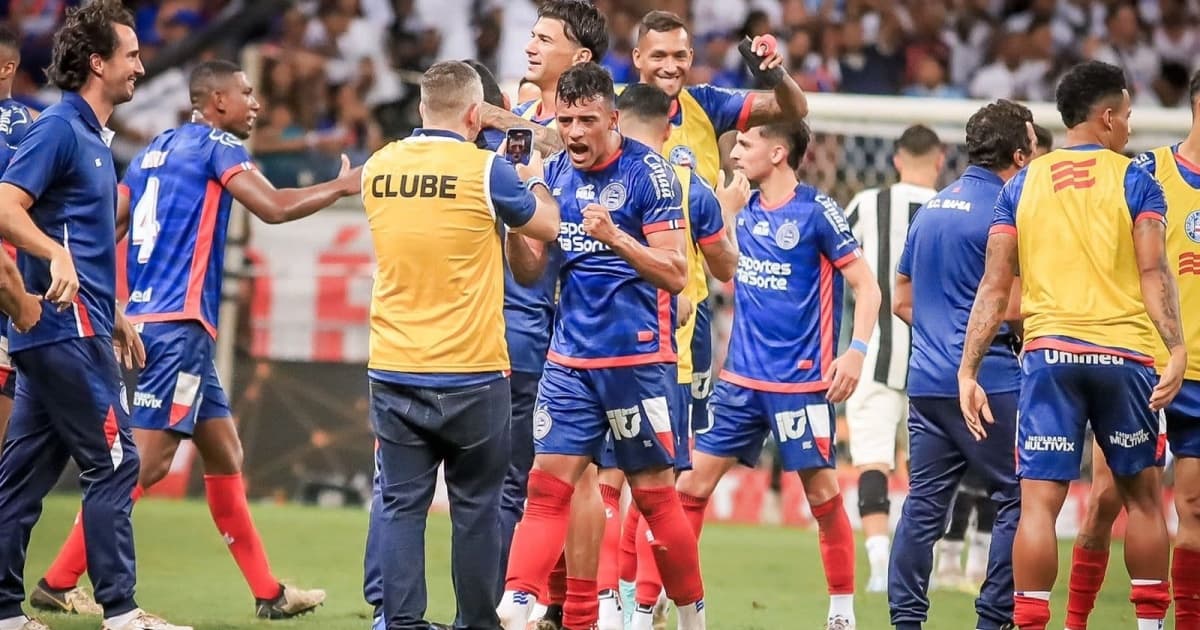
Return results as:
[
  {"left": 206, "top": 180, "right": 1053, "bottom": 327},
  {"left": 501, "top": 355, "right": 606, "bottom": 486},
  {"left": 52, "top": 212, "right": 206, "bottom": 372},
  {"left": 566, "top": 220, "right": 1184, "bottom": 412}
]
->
[{"left": 846, "top": 379, "right": 907, "bottom": 469}]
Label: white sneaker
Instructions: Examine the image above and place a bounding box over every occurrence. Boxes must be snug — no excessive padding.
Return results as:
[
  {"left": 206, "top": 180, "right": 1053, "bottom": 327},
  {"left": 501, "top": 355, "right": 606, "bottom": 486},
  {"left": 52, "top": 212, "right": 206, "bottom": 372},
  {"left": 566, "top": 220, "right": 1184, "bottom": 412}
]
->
[
  {"left": 825, "top": 614, "right": 855, "bottom": 630},
  {"left": 100, "top": 610, "right": 193, "bottom": 630},
  {"left": 866, "top": 574, "right": 887, "bottom": 593},
  {"left": 497, "top": 591, "right": 534, "bottom": 630}
]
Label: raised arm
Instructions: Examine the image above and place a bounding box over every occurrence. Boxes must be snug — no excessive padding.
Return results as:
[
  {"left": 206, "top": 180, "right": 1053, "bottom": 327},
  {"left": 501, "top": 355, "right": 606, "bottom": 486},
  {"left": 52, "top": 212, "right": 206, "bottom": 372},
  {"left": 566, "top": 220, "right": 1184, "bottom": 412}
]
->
[
  {"left": 742, "top": 35, "right": 809, "bottom": 126},
  {"left": 227, "top": 154, "right": 361, "bottom": 224},
  {"left": 480, "top": 103, "right": 564, "bottom": 154}
]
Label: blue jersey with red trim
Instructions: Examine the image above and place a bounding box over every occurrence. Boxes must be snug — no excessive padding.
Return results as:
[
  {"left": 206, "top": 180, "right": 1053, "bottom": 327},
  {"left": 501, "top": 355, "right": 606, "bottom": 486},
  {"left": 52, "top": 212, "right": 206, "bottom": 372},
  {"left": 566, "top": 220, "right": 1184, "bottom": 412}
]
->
[
  {"left": 0, "top": 98, "right": 33, "bottom": 338},
  {"left": 721, "top": 184, "right": 863, "bottom": 392},
  {"left": 1, "top": 93, "right": 120, "bottom": 352},
  {"left": 545, "top": 137, "right": 685, "bottom": 367},
  {"left": 121, "top": 123, "right": 255, "bottom": 336}
]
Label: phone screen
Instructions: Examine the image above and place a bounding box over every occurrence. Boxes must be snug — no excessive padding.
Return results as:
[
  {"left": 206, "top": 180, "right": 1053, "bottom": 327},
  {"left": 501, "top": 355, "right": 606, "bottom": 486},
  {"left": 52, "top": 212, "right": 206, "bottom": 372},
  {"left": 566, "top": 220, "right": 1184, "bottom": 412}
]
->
[{"left": 506, "top": 128, "right": 534, "bottom": 165}]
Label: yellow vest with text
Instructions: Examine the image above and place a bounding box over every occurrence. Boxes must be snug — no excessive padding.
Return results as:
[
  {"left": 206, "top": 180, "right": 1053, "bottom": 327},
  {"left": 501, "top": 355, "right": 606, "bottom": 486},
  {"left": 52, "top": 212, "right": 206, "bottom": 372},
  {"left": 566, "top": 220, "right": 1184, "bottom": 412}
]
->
[
  {"left": 362, "top": 135, "right": 509, "bottom": 373},
  {"left": 1150, "top": 145, "right": 1200, "bottom": 380},
  {"left": 1016, "top": 148, "right": 1158, "bottom": 357}
]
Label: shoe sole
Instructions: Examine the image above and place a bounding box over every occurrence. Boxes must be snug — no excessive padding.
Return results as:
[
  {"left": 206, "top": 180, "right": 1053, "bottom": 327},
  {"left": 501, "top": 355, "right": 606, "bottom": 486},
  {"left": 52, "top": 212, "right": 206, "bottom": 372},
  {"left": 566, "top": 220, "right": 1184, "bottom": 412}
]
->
[
  {"left": 30, "top": 588, "right": 85, "bottom": 614},
  {"left": 256, "top": 601, "right": 323, "bottom": 620}
]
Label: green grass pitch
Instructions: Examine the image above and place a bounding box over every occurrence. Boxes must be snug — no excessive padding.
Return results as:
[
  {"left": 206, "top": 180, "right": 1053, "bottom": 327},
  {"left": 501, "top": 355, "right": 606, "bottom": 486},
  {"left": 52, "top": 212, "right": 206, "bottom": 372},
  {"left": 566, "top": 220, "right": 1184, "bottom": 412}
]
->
[{"left": 20, "top": 495, "right": 1153, "bottom": 629}]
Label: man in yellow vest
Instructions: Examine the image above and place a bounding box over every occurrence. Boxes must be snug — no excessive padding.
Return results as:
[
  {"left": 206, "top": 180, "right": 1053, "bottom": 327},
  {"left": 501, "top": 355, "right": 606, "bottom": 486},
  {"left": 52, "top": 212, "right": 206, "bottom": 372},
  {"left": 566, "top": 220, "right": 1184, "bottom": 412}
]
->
[
  {"left": 959, "top": 60, "right": 1185, "bottom": 630},
  {"left": 361, "top": 60, "right": 560, "bottom": 630}
]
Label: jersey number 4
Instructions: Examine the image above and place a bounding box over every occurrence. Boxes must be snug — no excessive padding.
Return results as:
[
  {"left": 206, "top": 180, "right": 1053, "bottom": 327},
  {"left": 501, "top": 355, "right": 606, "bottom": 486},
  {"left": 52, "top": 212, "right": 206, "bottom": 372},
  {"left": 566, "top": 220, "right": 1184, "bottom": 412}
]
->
[{"left": 130, "top": 176, "right": 161, "bottom": 264}]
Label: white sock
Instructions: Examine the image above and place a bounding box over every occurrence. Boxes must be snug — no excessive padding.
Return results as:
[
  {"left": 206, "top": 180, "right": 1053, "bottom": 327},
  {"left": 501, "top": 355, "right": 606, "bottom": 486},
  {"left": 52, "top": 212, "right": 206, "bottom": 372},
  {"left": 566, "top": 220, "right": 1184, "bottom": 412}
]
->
[
  {"left": 598, "top": 589, "right": 623, "bottom": 630},
  {"left": 496, "top": 591, "right": 533, "bottom": 630},
  {"left": 828, "top": 594, "right": 855, "bottom": 623},
  {"left": 1137, "top": 619, "right": 1165, "bottom": 630},
  {"left": 865, "top": 534, "right": 890, "bottom": 577},
  {"left": 937, "top": 540, "right": 965, "bottom": 575},
  {"left": 966, "top": 532, "right": 991, "bottom": 578},
  {"left": 1015, "top": 590, "right": 1051, "bottom": 600},
  {"left": 0, "top": 616, "right": 30, "bottom": 630},
  {"left": 631, "top": 604, "right": 655, "bottom": 630},
  {"left": 105, "top": 609, "right": 142, "bottom": 627},
  {"left": 675, "top": 599, "right": 706, "bottom": 630}
]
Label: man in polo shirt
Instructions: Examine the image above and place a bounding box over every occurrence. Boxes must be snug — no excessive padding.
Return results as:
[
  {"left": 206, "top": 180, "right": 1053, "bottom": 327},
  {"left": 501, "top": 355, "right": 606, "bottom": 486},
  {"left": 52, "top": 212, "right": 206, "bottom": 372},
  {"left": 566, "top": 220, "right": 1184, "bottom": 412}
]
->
[{"left": 0, "top": 2, "right": 190, "bottom": 629}]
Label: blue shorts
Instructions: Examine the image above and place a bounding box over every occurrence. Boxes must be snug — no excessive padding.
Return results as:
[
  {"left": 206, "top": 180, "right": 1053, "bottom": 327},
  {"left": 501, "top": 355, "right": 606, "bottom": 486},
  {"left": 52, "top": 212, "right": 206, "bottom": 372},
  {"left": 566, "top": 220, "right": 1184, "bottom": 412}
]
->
[
  {"left": 534, "top": 361, "right": 676, "bottom": 473},
  {"left": 130, "top": 322, "right": 232, "bottom": 436},
  {"left": 1018, "top": 347, "right": 1163, "bottom": 480},
  {"left": 597, "top": 378, "right": 691, "bottom": 471},
  {"left": 1167, "top": 380, "right": 1200, "bottom": 457},
  {"left": 690, "top": 301, "right": 713, "bottom": 434},
  {"left": 697, "top": 380, "right": 836, "bottom": 471}
]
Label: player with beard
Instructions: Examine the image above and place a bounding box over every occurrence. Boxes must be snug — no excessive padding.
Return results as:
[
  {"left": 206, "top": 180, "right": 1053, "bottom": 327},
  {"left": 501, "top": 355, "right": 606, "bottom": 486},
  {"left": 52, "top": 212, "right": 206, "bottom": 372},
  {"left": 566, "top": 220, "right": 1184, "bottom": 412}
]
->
[{"left": 31, "top": 60, "right": 353, "bottom": 622}]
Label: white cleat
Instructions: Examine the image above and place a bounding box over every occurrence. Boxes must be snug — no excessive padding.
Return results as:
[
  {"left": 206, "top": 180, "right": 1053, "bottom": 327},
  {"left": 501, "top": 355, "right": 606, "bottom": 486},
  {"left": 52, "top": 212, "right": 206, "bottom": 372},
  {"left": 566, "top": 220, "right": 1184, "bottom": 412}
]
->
[
  {"left": 825, "top": 614, "right": 855, "bottom": 630},
  {"left": 100, "top": 610, "right": 193, "bottom": 630},
  {"left": 866, "top": 574, "right": 888, "bottom": 593}
]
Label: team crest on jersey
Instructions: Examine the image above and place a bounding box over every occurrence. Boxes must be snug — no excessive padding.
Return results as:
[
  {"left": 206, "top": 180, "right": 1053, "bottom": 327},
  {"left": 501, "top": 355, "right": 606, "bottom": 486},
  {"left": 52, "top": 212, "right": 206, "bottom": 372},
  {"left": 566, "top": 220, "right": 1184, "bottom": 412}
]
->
[
  {"left": 1186, "top": 210, "right": 1200, "bottom": 244},
  {"left": 775, "top": 221, "right": 800, "bottom": 250},
  {"left": 669, "top": 145, "right": 696, "bottom": 169},
  {"left": 600, "top": 182, "right": 627, "bottom": 210},
  {"left": 533, "top": 408, "right": 553, "bottom": 439}
]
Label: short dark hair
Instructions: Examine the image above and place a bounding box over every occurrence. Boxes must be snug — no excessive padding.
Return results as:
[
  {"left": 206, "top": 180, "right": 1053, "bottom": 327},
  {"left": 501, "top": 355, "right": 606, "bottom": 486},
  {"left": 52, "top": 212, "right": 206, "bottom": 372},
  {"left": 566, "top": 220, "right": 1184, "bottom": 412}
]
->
[
  {"left": 537, "top": 0, "right": 608, "bottom": 63},
  {"left": 463, "top": 59, "right": 505, "bottom": 108},
  {"left": 616, "top": 83, "right": 671, "bottom": 122},
  {"left": 965, "top": 99, "right": 1034, "bottom": 171},
  {"left": 1055, "top": 61, "right": 1127, "bottom": 128},
  {"left": 759, "top": 120, "right": 811, "bottom": 171},
  {"left": 895, "top": 124, "right": 942, "bottom": 156},
  {"left": 0, "top": 25, "right": 19, "bottom": 53},
  {"left": 556, "top": 62, "right": 614, "bottom": 110},
  {"left": 638, "top": 10, "right": 688, "bottom": 41},
  {"left": 46, "top": 0, "right": 135, "bottom": 92},
  {"left": 1033, "top": 123, "right": 1053, "bottom": 152},
  {"left": 189, "top": 59, "right": 241, "bottom": 108}
]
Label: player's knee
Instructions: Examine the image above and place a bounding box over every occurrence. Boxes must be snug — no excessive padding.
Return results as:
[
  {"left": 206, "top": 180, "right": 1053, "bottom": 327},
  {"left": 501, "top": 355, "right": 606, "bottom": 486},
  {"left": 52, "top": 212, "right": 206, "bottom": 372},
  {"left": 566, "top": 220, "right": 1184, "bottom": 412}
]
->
[
  {"left": 857, "top": 468, "right": 890, "bottom": 516},
  {"left": 800, "top": 468, "right": 841, "bottom": 506},
  {"left": 137, "top": 451, "right": 172, "bottom": 488}
]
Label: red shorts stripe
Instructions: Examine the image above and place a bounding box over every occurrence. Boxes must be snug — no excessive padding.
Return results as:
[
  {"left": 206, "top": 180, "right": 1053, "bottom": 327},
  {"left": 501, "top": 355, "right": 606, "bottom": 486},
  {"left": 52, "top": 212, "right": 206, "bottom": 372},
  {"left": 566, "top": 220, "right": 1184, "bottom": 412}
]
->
[{"left": 989, "top": 225, "right": 1017, "bottom": 237}]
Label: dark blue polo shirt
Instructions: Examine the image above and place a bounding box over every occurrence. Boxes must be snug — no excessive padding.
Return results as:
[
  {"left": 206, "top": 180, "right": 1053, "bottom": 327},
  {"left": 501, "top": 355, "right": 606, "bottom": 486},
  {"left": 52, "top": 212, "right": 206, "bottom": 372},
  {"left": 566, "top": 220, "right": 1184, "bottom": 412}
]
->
[{"left": 1, "top": 92, "right": 118, "bottom": 352}]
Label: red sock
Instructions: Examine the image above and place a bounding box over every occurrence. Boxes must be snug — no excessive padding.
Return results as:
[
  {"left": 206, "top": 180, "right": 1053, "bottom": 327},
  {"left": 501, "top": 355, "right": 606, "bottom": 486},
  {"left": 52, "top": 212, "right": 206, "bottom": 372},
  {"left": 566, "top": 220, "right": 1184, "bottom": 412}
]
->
[
  {"left": 562, "top": 577, "right": 599, "bottom": 630},
  {"left": 547, "top": 554, "right": 567, "bottom": 606},
  {"left": 506, "top": 470, "right": 574, "bottom": 596},
  {"left": 632, "top": 486, "right": 703, "bottom": 606},
  {"left": 597, "top": 484, "right": 622, "bottom": 592},
  {"left": 634, "top": 514, "right": 663, "bottom": 606},
  {"left": 1131, "top": 580, "right": 1170, "bottom": 621},
  {"left": 1013, "top": 594, "right": 1051, "bottom": 630},
  {"left": 1175, "top": 547, "right": 1200, "bottom": 627},
  {"left": 810, "top": 494, "right": 854, "bottom": 595},
  {"left": 619, "top": 503, "right": 641, "bottom": 583},
  {"left": 44, "top": 485, "right": 143, "bottom": 591},
  {"left": 205, "top": 474, "right": 281, "bottom": 600},
  {"left": 1066, "top": 546, "right": 1109, "bottom": 629},
  {"left": 678, "top": 492, "right": 708, "bottom": 537}
]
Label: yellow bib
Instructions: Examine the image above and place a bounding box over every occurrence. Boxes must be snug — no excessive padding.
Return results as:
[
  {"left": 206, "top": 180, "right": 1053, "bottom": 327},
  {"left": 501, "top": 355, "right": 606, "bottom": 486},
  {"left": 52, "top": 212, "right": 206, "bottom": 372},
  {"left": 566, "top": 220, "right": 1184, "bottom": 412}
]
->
[{"left": 1151, "top": 145, "right": 1200, "bottom": 379}]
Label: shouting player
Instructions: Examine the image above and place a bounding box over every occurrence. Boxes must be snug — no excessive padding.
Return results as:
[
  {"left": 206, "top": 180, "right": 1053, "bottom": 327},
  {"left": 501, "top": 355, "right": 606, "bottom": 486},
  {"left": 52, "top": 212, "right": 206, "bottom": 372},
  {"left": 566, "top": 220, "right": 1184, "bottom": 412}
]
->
[
  {"left": 499, "top": 62, "right": 705, "bottom": 630},
  {"left": 675, "top": 121, "right": 881, "bottom": 630},
  {"left": 959, "top": 60, "right": 1184, "bottom": 630},
  {"left": 1064, "top": 68, "right": 1200, "bottom": 630},
  {"left": 32, "top": 59, "right": 353, "bottom": 620},
  {"left": 0, "top": 25, "right": 33, "bottom": 452},
  {"left": 888, "top": 100, "right": 1034, "bottom": 630},
  {"left": 0, "top": 2, "right": 193, "bottom": 629},
  {"left": 601, "top": 83, "right": 738, "bottom": 630}
]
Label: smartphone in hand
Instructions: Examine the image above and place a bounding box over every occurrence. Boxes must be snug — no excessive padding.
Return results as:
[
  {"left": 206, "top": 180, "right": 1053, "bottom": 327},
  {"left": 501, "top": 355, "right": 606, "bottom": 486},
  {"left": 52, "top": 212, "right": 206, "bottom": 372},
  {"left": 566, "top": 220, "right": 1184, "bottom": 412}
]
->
[{"left": 505, "top": 128, "right": 534, "bottom": 165}]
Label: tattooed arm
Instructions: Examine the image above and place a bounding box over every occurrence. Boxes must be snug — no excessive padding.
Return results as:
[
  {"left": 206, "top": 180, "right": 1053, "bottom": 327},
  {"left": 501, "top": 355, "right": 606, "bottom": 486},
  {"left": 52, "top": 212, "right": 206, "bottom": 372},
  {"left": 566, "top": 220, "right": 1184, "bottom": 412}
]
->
[
  {"left": 958, "top": 232, "right": 1018, "bottom": 439},
  {"left": 1134, "top": 217, "right": 1187, "bottom": 410},
  {"left": 743, "top": 73, "right": 809, "bottom": 127},
  {"left": 479, "top": 103, "right": 564, "bottom": 154}
]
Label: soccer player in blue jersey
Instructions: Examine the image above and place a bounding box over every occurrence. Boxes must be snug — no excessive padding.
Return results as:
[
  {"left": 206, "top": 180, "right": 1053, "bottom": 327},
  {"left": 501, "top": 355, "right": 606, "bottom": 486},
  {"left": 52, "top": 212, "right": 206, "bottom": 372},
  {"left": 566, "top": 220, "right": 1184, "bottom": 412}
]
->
[
  {"left": 32, "top": 59, "right": 353, "bottom": 621},
  {"left": 887, "top": 100, "right": 1035, "bottom": 630},
  {"left": 0, "top": 25, "right": 35, "bottom": 452},
  {"left": 0, "top": 3, "right": 192, "bottom": 629},
  {"left": 959, "top": 61, "right": 1184, "bottom": 630},
  {"left": 674, "top": 121, "right": 881, "bottom": 630},
  {"left": 499, "top": 62, "right": 705, "bottom": 630}
]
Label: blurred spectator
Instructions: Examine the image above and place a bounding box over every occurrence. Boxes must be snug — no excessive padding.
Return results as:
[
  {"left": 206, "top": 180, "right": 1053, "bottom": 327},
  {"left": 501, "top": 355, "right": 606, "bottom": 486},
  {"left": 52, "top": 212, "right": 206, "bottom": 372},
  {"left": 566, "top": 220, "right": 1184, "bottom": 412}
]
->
[
  {"left": 1153, "top": 1, "right": 1199, "bottom": 69},
  {"left": 903, "top": 56, "right": 965, "bottom": 98},
  {"left": 489, "top": 0, "right": 539, "bottom": 83},
  {"left": 602, "top": 9, "right": 639, "bottom": 84},
  {"left": 968, "top": 30, "right": 1026, "bottom": 100},
  {"left": 1094, "top": 2, "right": 1160, "bottom": 103},
  {"left": 838, "top": 17, "right": 904, "bottom": 95},
  {"left": 1151, "top": 60, "right": 1192, "bottom": 107},
  {"left": 1017, "top": 17, "right": 1060, "bottom": 102},
  {"left": 788, "top": 27, "right": 839, "bottom": 93},
  {"left": 903, "top": 2, "right": 951, "bottom": 87},
  {"left": 943, "top": 1, "right": 992, "bottom": 88},
  {"left": 414, "top": 0, "right": 475, "bottom": 60}
]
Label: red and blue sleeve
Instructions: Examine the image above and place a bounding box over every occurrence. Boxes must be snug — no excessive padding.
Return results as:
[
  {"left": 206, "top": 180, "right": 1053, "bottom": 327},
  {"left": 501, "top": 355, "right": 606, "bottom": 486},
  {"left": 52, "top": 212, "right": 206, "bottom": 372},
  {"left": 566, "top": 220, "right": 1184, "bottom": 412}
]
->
[
  {"left": 1, "top": 116, "right": 75, "bottom": 201},
  {"left": 990, "top": 169, "right": 1025, "bottom": 237},
  {"left": 1124, "top": 162, "right": 1166, "bottom": 225},
  {"left": 814, "top": 195, "right": 861, "bottom": 268},
  {"left": 686, "top": 85, "right": 755, "bottom": 135},
  {"left": 639, "top": 156, "right": 685, "bottom": 236},
  {"left": 210, "top": 137, "right": 256, "bottom": 187},
  {"left": 687, "top": 174, "right": 725, "bottom": 245},
  {"left": 487, "top": 154, "right": 536, "bottom": 228}
]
